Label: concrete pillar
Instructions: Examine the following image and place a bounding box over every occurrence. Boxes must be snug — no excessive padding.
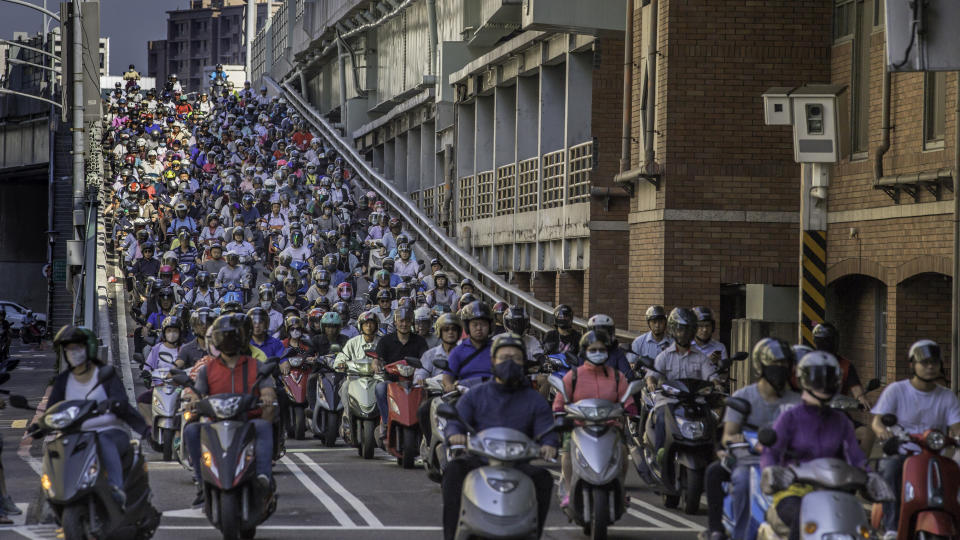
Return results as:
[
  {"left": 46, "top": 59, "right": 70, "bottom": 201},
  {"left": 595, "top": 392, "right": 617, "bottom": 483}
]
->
[
  {"left": 407, "top": 127, "right": 421, "bottom": 194},
  {"left": 456, "top": 104, "right": 475, "bottom": 179},
  {"left": 494, "top": 86, "right": 516, "bottom": 168},
  {"left": 517, "top": 75, "right": 539, "bottom": 161},
  {"left": 539, "top": 65, "right": 565, "bottom": 154},
  {"left": 421, "top": 122, "right": 436, "bottom": 189},
  {"left": 476, "top": 95, "right": 494, "bottom": 173},
  {"left": 395, "top": 133, "right": 408, "bottom": 193},
  {"left": 384, "top": 139, "right": 395, "bottom": 181}
]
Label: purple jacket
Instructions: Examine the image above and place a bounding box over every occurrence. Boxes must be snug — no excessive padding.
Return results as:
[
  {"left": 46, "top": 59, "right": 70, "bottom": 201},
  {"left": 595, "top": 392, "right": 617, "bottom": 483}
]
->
[{"left": 761, "top": 403, "right": 867, "bottom": 469}]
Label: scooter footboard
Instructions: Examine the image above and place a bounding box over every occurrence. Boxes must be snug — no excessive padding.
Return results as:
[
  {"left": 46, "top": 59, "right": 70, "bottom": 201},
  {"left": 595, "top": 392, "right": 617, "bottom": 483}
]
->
[{"left": 799, "top": 490, "right": 868, "bottom": 540}]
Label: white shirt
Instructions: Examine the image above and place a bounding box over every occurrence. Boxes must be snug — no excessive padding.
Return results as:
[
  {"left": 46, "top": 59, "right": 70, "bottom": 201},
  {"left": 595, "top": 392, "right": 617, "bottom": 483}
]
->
[
  {"left": 871, "top": 379, "right": 960, "bottom": 436},
  {"left": 693, "top": 338, "right": 728, "bottom": 361},
  {"left": 281, "top": 245, "right": 312, "bottom": 263},
  {"left": 64, "top": 367, "right": 127, "bottom": 434},
  {"left": 631, "top": 331, "right": 674, "bottom": 361},
  {"left": 652, "top": 344, "right": 717, "bottom": 382}
]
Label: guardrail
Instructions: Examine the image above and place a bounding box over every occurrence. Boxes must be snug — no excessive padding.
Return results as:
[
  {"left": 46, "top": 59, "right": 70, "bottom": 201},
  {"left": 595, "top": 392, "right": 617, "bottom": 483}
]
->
[{"left": 268, "top": 77, "right": 639, "bottom": 343}]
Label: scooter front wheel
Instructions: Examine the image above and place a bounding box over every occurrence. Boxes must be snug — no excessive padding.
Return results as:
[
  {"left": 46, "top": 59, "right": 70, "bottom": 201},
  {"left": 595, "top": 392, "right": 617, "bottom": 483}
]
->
[
  {"left": 591, "top": 487, "right": 610, "bottom": 540},
  {"left": 323, "top": 411, "right": 340, "bottom": 447},
  {"left": 61, "top": 504, "right": 90, "bottom": 540},
  {"left": 679, "top": 465, "right": 703, "bottom": 515},
  {"left": 361, "top": 420, "right": 376, "bottom": 459},
  {"left": 293, "top": 406, "right": 306, "bottom": 440},
  {"left": 219, "top": 490, "right": 241, "bottom": 540},
  {"left": 162, "top": 428, "right": 175, "bottom": 461},
  {"left": 400, "top": 426, "right": 418, "bottom": 469}
]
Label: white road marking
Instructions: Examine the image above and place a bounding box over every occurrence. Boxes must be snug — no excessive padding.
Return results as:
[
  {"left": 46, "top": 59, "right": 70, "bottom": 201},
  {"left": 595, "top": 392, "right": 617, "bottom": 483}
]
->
[
  {"left": 286, "top": 447, "right": 353, "bottom": 452},
  {"left": 112, "top": 263, "right": 136, "bottom": 405},
  {"left": 295, "top": 452, "right": 384, "bottom": 527},
  {"left": 163, "top": 507, "right": 206, "bottom": 519},
  {"left": 279, "top": 456, "right": 355, "bottom": 527},
  {"left": 156, "top": 524, "right": 697, "bottom": 532},
  {"left": 630, "top": 498, "right": 705, "bottom": 530},
  {"left": 3, "top": 525, "right": 58, "bottom": 539}
]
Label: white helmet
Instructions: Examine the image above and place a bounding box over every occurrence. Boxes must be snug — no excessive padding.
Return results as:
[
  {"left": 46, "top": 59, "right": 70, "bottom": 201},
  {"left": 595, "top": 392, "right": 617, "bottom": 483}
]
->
[
  {"left": 587, "top": 314, "right": 615, "bottom": 336},
  {"left": 796, "top": 351, "right": 842, "bottom": 398},
  {"left": 136, "top": 137, "right": 146, "bottom": 147},
  {"left": 414, "top": 307, "right": 432, "bottom": 322}
]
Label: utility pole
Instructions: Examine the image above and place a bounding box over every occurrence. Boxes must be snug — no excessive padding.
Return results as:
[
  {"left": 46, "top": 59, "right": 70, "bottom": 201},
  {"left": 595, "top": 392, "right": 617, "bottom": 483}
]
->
[{"left": 245, "top": 0, "right": 255, "bottom": 82}]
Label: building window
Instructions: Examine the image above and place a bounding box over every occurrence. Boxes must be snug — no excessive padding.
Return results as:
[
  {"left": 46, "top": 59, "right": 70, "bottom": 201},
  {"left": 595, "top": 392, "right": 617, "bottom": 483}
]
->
[
  {"left": 873, "top": 0, "right": 884, "bottom": 26},
  {"left": 850, "top": 0, "right": 873, "bottom": 156},
  {"left": 834, "top": 0, "right": 854, "bottom": 41},
  {"left": 923, "top": 71, "right": 947, "bottom": 148}
]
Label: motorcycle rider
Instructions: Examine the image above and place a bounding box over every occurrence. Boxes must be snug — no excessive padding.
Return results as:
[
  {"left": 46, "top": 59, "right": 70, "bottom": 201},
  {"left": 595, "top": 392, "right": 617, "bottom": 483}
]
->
[
  {"left": 542, "top": 304, "right": 581, "bottom": 355},
  {"left": 374, "top": 308, "right": 429, "bottom": 439},
  {"left": 311, "top": 311, "right": 348, "bottom": 356},
  {"left": 183, "top": 314, "right": 278, "bottom": 506},
  {"left": 587, "top": 314, "right": 632, "bottom": 377},
  {"left": 276, "top": 276, "right": 309, "bottom": 312},
  {"left": 426, "top": 271, "right": 457, "bottom": 310},
  {"left": 249, "top": 307, "right": 285, "bottom": 360},
  {"left": 442, "top": 333, "right": 558, "bottom": 540},
  {"left": 48, "top": 326, "right": 154, "bottom": 509},
  {"left": 442, "top": 301, "right": 495, "bottom": 393},
  {"left": 503, "top": 306, "right": 544, "bottom": 360},
  {"left": 692, "top": 306, "right": 728, "bottom": 364},
  {"left": 138, "top": 316, "right": 183, "bottom": 423},
  {"left": 415, "top": 313, "right": 463, "bottom": 427},
  {"left": 413, "top": 306, "right": 439, "bottom": 348},
  {"left": 760, "top": 351, "right": 867, "bottom": 540},
  {"left": 811, "top": 322, "right": 875, "bottom": 453},
  {"left": 702, "top": 337, "right": 801, "bottom": 540},
  {"left": 214, "top": 250, "right": 246, "bottom": 292},
  {"left": 177, "top": 308, "right": 214, "bottom": 368},
  {"left": 630, "top": 305, "right": 673, "bottom": 364},
  {"left": 646, "top": 307, "right": 719, "bottom": 460},
  {"left": 870, "top": 339, "right": 960, "bottom": 539},
  {"left": 257, "top": 283, "right": 285, "bottom": 336},
  {"left": 132, "top": 241, "right": 160, "bottom": 280},
  {"left": 552, "top": 330, "right": 637, "bottom": 508},
  {"left": 184, "top": 271, "right": 218, "bottom": 308}
]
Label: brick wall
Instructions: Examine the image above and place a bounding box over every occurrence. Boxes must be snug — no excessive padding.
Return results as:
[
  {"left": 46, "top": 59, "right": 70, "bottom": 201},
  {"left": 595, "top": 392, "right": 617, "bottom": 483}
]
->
[
  {"left": 895, "top": 273, "right": 952, "bottom": 383},
  {"left": 827, "top": 274, "right": 884, "bottom": 383},
  {"left": 555, "top": 271, "right": 584, "bottom": 319},
  {"left": 585, "top": 230, "right": 630, "bottom": 326},
  {"left": 628, "top": 220, "right": 665, "bottom": 330}
]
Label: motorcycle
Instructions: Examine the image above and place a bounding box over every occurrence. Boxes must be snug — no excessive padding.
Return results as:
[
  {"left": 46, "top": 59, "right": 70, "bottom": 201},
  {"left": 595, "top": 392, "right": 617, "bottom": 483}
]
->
[
  {"left": 150, "top": 366, "right": 183, "bottom": 461},
  {"left": 0, "top": 324, "right": 10, "bottom": 362},
  {"left": 756, "top": 427, "right": 895, "bottom": 540},
  {"left": 549, "top": 375, "right": 643, "bottom": 540},
  {"left": 631, "top": 357, "right": 729, "bottom": 514},
  {"left": 20, "top": 315, "right": 45, "bottom": 344},
  {"left": 338, "top": 350, "right": 381, "bottom": 459},
  {"left": 382, "top": 357, "right": 425, "bottom": 469},
  {"left": 419, "top": 367, "right": 450, "bottom": 483},
  {"left": 279, "top": 353, "right": 313, "bottom": 440},
  {"left": 25, "top": 367, "right": 162, "bottom": 540},
  {"left": 436, "top": 402, "right": 555, "bottom": 540},
  {"left": 309, "top": 350, "right": 345, "bottom": 446},
  {"left": 170, "top": 363, "right": 279, "bottom": 540},
  {"left": 870, "top": 413, "right": 960, "bottom": 539},
  {"left": 720, "top": 398, "right": 771, "bottom": 540}
]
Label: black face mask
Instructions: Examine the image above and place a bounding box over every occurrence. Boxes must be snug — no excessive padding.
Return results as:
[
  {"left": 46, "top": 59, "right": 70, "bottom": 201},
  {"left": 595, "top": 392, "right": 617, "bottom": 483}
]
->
[
  {"left": 493, "top": 361, "right": 525, "bottom": 389},
  {"left": 761, "top": 365, "right": 790, "bottom": 395}
]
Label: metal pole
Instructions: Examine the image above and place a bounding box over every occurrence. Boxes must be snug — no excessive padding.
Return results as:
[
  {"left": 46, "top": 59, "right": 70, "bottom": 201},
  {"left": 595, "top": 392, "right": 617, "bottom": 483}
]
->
[
  {"left": 71, "top": 0, "right": 84, "bottom": 204},
  {"left": 798, "top": 163, "right": 829, "bottom": 347},
  {"left": 951, "top": 71, "right": 960, "bottom": 393},
  {"left": 0, "top": 0, "right": 60, "bottom": 21},
  {"left": 0, "top": 88, "right": 63, "bottom": 108},
  {"left": 82, "top": 195, "right": 97, "bottom": 329},
  {"left": 245, "top": 0, "right": 255, "bottom": 82},
  {"left": 6, "top": 57, "right": 60, "bottom": 73},
  {"left": 336, "top": 37, "right": 347, "bottom": 131}
]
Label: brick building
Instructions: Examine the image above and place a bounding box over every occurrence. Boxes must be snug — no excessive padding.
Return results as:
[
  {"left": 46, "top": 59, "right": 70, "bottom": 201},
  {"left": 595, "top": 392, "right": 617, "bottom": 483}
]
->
[{"left": 620, "top": 0, "right": 955, "bottom": 384}]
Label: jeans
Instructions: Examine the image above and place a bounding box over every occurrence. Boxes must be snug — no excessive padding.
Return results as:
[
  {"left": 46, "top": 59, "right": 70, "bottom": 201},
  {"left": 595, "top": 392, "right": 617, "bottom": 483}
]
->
[
  {"left": 98, "top": 428, "right": 131, "bottom": 491},
  {"left": 774, "top": 496, "right": 802, "bottom": 540},
  {"left": 375, "top": 381, "right": 389, "bottom": 427},
  {"left": 184, "top": 418, "right": 273, "bottom": 483},
  {"left": 879, "top": 454, "right": 906, "bottom": 532},
  {"left": 441, "top": 455, "right": 553, "bottom": 540},
  {"left": 705, "top": 461, "right": 752, "bottom": 539}
]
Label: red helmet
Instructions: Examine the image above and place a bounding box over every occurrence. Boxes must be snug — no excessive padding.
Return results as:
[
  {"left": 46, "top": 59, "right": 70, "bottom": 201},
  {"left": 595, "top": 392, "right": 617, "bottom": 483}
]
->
[{"left": 337, "top": 282, "right": 353, "bottom": 301}]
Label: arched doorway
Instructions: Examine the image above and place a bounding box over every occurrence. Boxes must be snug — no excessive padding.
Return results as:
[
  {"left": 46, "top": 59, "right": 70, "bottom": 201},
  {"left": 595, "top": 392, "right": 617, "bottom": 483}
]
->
[
  {"left": 826, "top": 274, "right": 887, "bottom": 384},
  {"left": 895, "top": 272, "right": 952, "bottom": 384}
]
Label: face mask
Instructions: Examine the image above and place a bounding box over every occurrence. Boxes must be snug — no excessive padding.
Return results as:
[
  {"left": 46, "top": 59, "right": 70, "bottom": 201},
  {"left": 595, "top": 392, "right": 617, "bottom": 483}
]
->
[
  {"left": 260, "top": 300, "right": 272, "bottom": 309},
  {"left": 585, "top": 350, "right": 608, "bottom": 365},
  {"left": 493, "top": 360, "right": 525, "bottom": 389},
  {"left": 66, "top": 348, "right": 88, "bottom": 368},
  {"left": 761, "top": 365, "right": 790, "bottom": 395},
  {"left": 290, "top": 329, "right": 302, "bottom": 339}
]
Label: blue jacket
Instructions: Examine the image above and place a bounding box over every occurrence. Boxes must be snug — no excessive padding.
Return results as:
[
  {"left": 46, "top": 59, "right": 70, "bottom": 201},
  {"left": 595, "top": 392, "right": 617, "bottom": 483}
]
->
[
  {"left": 251, "top": 336, "right": 285, "bottom": 359},
  {"left": 445, "top": 340, "right": 492, "bottom": 383},
  {"left": 607, "top": 344, "right": 634, "bottom": 380},
  {"left": 445, "top": 381, "right": 559, "bottom": 448}
]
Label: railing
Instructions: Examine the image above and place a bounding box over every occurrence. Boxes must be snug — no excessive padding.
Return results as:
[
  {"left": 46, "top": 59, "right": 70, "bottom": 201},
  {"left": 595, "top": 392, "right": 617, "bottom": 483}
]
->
[
  {"left": 495, "top": 163, "right": 516, "bottom": 216},
  {"left": 458, "top": 175, "right": 475, "bottom": 221},
  {"left": 568, "top": 140, "right": 593, "bottom": 204},
  {"left": 517, "top": 157, "right": 539, "bottom": 212},
  {"left": 476, "top": 171, "right": 494, "bottom": 219},
  {"left": 422, "top": 186, "right": 436, "bottom": 220},
  {"left": 270, "top": 77, "right": 637, "bottom": 341},
  {"left": 541, "top": 149, "right": 565, "bottom": 209},
  {"left": 410, "top": 190, "right": 420, "bottom": 207}
]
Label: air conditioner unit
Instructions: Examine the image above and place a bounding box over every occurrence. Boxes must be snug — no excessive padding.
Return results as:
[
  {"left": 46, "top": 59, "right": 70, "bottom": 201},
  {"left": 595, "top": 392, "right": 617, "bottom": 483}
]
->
[{"left": 521, "top": 0, "right": 626, "bottom": 34}]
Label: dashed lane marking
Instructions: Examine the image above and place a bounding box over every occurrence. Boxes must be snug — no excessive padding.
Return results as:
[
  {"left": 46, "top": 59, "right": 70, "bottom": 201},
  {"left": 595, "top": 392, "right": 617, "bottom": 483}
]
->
[{"left": 10, "top": 420, "right": 27, "bottom": 429}]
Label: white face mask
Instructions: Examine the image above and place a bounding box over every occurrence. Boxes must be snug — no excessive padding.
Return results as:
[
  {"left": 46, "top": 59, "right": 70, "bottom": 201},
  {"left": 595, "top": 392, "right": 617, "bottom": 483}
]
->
[
  {"left": 585, "top": 350, "right": 608, "bottom": 365},
  {"left": 260, "top": 300, "right": 272, "bottom": 310},
  {"left": 66, "top": 348, "right": 88, "bottom": 368},
  {"left": 290, "top": 329, "right": 302, "bottom": 339}
]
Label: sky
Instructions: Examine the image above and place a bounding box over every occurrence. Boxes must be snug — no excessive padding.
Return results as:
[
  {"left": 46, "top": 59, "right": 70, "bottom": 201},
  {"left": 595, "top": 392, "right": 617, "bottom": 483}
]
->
[{"left": 0, "top": 0, "right": 194, "bottom": 76}]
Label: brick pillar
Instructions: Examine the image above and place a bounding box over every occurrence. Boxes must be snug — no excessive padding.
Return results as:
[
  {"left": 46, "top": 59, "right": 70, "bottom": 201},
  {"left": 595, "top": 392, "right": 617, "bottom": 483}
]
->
[
  {"left": 530, "top": 272, "right": 556, "bottom": 303},
  {"left": 885, "top": 281, "right": 899, "bottom": 383},
  {"left": 586, "top": 230, "right": 630, "bottom": 328},
  {"left": 555, "top": 271, "right": 584, "bottom": 317}
]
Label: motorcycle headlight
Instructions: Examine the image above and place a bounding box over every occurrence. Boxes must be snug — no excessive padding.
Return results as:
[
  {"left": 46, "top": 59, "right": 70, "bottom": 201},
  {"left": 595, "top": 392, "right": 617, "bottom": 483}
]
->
[
  {"left": 45, "top": 406, "right": 81, "bottom": 430},
  {"left": 926, "top": 430, "right": 946, "bottom": 451},
  {"left": 79, "top": 454, "right": 99, "bottom": 489},
  {"left": 482, "top": 438, "right": 530, "bottom": 460},
  {"left": 677, "top": 417, "right": 705, "bottom": 439},
  {"left": 575, "top": 404, "right": 612, "bottom": 421},
  {"left": 208, "top": 395, "right": 242, "bottom": 419},
  {"left": 234, "top": 442, "right": 254, "bottom": 479},
  {"left": 395, "top": 364, "right": 415, "bottom": 378},
  {"left": 486, "top": 477, "right": 518, "bottom": 493},
  {"left": 352, "top": 362, "right": 375, "bottom": 376},
  {"left": 288, "top": 357, "right": 304, "bottom": 368}
]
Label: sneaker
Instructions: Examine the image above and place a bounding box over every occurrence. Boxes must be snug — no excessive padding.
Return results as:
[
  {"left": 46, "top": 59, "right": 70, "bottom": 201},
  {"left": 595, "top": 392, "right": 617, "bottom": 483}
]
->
[
  {"left": 256, "top": 474, "right": 271, "bottom": 491},
  {"left": 109, "top": 486, "right": 126, "bottom": 510},
  {"left": 1, "top": 495, "right": 21, "bottom": 515},
  {"left": 191, "top": 483, "right": 204, "bottom": 507},
  {"left": 881, "top": 532, "right": 897, "bottom": 540},
  {"left": 0, "top": 515, "right": 12, "bottom": 525},
  {"left": 698, "top": 532, "right": 727, "bottom": 540}
]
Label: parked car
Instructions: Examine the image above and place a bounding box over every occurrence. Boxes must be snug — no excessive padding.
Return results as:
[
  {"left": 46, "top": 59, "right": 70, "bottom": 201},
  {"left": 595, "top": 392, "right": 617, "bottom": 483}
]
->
[{"left": 0, "top": 301, "right": 47, "bottom": 332}]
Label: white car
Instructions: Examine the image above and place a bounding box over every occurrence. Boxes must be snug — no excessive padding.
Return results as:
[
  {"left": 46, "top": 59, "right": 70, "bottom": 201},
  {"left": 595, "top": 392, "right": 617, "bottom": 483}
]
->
[{"left": 0, "top": 301, "right": 47, "bottom": 331}]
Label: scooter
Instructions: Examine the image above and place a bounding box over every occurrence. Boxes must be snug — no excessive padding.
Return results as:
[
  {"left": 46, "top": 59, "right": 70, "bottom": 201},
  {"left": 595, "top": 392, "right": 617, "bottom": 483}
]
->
[
  {"left": 170, "top": 363, "right": 279, "bottom": 540},
  {"left": 309, "top": 351, "right": 344, "bottom": 446},
  {"left": 756, "top": 427, "right": 895, "bottom": 540},
  {"left": 870, "top": 413, "right": 960, "bottom": 539},
  {"left": 436, "top": 402, "right": 554, "bottom": 540},
  {"left": 339, "top": 350, "right": 381, "bottom": 459},
  {"left": 419, "top": 370, "right": 448, "bottom": 483},
  {"left": 26, "top": 367, "right": 162, "bottom": 540},
  {"left": 382, "top": 357, "right": 425, "bottom": 469},
  {"left": 280, "top": 353, "right": 313, "bottom": 440},
  {"left": 150, "top": 366, "right": 183, "bottom": 461},
  {"left": 630, "top": 358, "right": 726, "bottom": 514},
  {"left": 549, "top": 375, "right": 643, "bottom": 540},
  {"left": 720, "top": 398, "right": 770, "bottom": 540}
]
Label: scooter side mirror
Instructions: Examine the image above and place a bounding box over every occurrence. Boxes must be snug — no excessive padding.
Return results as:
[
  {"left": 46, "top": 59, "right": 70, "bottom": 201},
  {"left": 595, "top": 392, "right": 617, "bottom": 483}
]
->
[
  {"left": 432, "top": 358, "right": 449, "bottom": 371},
  {"left": 259, "top": 360, "right": 279, "bottom": 377},
  {"left": 731, "top": 352, "right": 749, "bottom": 361},
  {"left": 547, "top": 375, "right": 567, "bottom": 402},
  {"left": 757, "top": 426, "right": 778, "bottom": 447},
  {"left": 880, "top": 413, "right": 898, "bottom": 427},
  {"left": 8, "top": 394, "right": 30, "bottom": 410},
  {"left": 638, "top": 355, "right": 656, "bottom": 371},
  {"left": 621, "top": 380, "right": 644, "bottom": 404},
  {"left": 403, "top": 356, "right": 422, "bottom": 369},
  {"left": 171, "top": 372, "right": 193, "bottom": 387},
  {"left": 436, "top": 402, "right": 460, "bottom": 421},
  {"left": 724, "top": 397, "right": 752, "bottom": 419},
  {"left": 865, "top": 378, "right": 882, "bottom": 393}
]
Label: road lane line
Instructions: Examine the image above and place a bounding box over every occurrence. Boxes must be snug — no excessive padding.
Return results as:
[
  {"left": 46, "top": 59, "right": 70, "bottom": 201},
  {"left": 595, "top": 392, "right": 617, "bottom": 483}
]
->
[
  {"left": 111, "top": 264, "right": 135, "bottom": 405},
  {"left": 295, "top": 452, "right": 384, "bottom": 527},
  {"left": 547, "top": 468, "right": 685, "bottom": 529},
  {"left": 630, "top": 498, "right": 704, "bottom": 530},
  {"left": 279, "top": 456, "right": 355, "bottom": 527},
  {"left": 155, "top": 524, "right": 696, "bottom": 532}
]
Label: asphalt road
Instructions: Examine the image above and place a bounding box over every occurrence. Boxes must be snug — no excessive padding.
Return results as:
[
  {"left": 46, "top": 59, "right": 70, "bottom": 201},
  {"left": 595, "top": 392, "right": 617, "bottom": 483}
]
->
[{"left": 0, "top": 256, "right": 708, "bottom": 540}]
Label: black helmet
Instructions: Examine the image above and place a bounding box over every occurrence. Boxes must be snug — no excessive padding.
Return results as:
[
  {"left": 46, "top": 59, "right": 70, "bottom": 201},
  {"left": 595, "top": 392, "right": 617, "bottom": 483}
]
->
[
  {"left": 332, "top": 301, "right": 350, "bottom": 322},
  {"left": 492, "top": 301, "right": 509, "bottom": 317},
  {"left": 553, "top": 304, "right": 574, "bottom": 329},
  {"left": 457, "top": 293, "right": 477, "bottom": 311},
  {"left": 209, "top": 313, "right": 250, "bottom": 356},
  {"left": 195, "top": 270, "right": 211, "bottom": 288},
  {"left": 692, "top": 306, "right": 715, "bottom": 328},
  {"left": 667, "top": 308, "right": 697, "bottom": 344},
  {"left": 246, "top": 306, "right": 270, "bottom": 326},
  {"left": 461, "top": 300, "right": 493, "bottom": 324},
  {"left": 811, "top": 322, "right": 839, "bottom": 354},
  {"left": 54, "top": 325, "right": 99, "bottom": 362},
  {"left": 645, "top": 305, "right": 667, "bottom": 321},
  {"left": 491, "top": 332, "right": 526, "bottom": 361},
  {"left": 752, "top": 337, "right": 795, "bottom": 394},
  {"left": 503, "top": 306, "right": 530, "bottom": 335},
  {"left": 459, "top": 278, "right": 475, "bottom": 291},
  {"left": 191, "top": 307, "right": 215, "bottom": 331}
]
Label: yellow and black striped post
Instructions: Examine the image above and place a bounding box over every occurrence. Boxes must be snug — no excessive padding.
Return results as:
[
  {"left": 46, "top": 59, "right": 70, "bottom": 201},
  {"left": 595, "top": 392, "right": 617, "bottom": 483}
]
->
[{"left": 800, "top": 230, "right": 827, "bottom": 347}]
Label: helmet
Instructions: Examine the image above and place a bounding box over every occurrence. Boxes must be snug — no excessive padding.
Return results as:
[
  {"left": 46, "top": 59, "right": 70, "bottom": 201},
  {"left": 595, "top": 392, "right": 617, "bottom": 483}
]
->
[
  {"left": 587, "top": 314, "right": 615, "bottom": 338},
  {"left": 692, "top": 306, "right": 715, "bottom": 330},
  {"left": 414, "top": 306, "right": 432, "bottom": 322},
  {"left": 752, "top": 337, "right": 795, "bottom": 393},
  {"left": 791, "top": 344, "right": 814, "bottom": 363},
  {"left": 459, "top": 278, "right": 475, "bottom": 291},
  {"left": 811, "top": 322, "right": 839, "bottom": 354},
  {"left": 434, "top": 313, "right": 462, "bottom": 336},
  {"left": 356, "top": 311, "right": 378, "bottom": 332},
  {"left": 579, "top": 329, "right": 611, "bottom": 351},
  {"left": 320, "top": 311, "right": 342, "bottom": 327},
  {"left": 796, "top": 351, "right": 842, "bottom": 399},
  {"left": 503, "top": 306, "right": 530, "bottom": 335},
  {"left": 337, "top": 282, "right": 353, "bottom": 301},
  {"left": 492, "top": 301, "right": 509, "bottom": 319},
  {"left": 258, "top": 282, "right": 275, "bottom": 301},
  {"left": 158, "top": 265, "right": 174, "bottom": 281},
  {"left": 374, "top": 269, "right": 391, "bottom": 284},
  {"left": 209, "top": 313, "right": 250, "bottom": 356},
  {"left": 461, "top": 300, "right": 493, "bottom": 324},
  {"left": 553, "top": 304, "right": 574, "bottom": 329},
  {"left": 283, "top": 275, "right": 299, "bottom": 292},
  {"left": 645, "top": 305, "right": 667, "bottom": 321},
  {"left": 191, "top": 307, "right": 215, "bottom": 332},
  {"left": 332, "top": 302, "right": 350, "bottom": 322},
  {"left": 490, "top": 333, "right": 526, "bottom": 361},
  {"left": 908, "top": 339, "right": 941, "bottom": 365},
  {"left": 433, "top": 271, "right": 448, "bottom": 286},
  {"left": 393, "top": 308, "right": 414, "bottom": 323},
  {"left": 284, "top": 315, "right": 303, "bottom": 333},
  {"left": 376, "top": 289, "right": 393, "bottom": 302},
  {"left": 666, "top": 308, "right": 697, "bottom": 344},
  {"left": 54, "top": 325, "right": 99, "bottom": 362},
  {"left": 457, "top": 293, "right": 477, "bottom": 311}
]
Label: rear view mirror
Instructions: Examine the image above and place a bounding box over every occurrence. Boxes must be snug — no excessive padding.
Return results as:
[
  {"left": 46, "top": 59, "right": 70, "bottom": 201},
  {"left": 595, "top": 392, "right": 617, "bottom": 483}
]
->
[
  {"left": 432, "top": 358, "right": 449, "bottom": 370},
  {"left": 758, "top": 427, "right": 778, "bottom": 447},
  {"left": 259, "top": 361, "right": 278, "bottom": 377},
  {"left": 880, "top": 413, "right": 898, "bottom": 427},
  {"left": 171, "top": 372, "right": 192, "bottom": 387},
  {"left": 403, "top": 356, "right": 422, "bottom": 368},
  {"left": 98, "top": 365, "right": 116, "bottom": 384},
  {"left": 731, "top": 352, "right": 748, "bottom": 361},
  {"left": 436, "top": 402, "right": 459, "bottom": 420},
  {"left": 621, "top": 380, "right": 644, "bottom": 404},
  {"left": 638, "top": 356, "right": 656, "bottom": 371},
  {"left": 725, "top": 397, "right": 752, "bottom": 419},
  {"left": 547, "top": 375, "right": 567, "bottom": 402}
]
